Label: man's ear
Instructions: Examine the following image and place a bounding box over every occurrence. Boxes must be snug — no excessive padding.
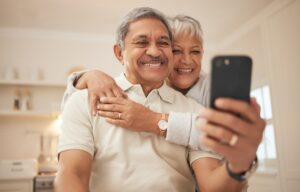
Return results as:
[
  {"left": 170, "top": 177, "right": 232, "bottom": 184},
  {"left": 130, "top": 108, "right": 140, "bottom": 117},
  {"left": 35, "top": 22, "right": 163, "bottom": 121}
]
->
[{"left": 114, "top": 44, "right": 123, "bottom": 63}]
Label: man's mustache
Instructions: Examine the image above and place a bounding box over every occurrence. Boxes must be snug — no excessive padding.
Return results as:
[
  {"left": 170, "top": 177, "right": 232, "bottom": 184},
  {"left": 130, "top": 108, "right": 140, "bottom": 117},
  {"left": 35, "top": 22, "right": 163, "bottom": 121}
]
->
[{"left": 138, "top": 56, "right": 168, "bottom": 65}]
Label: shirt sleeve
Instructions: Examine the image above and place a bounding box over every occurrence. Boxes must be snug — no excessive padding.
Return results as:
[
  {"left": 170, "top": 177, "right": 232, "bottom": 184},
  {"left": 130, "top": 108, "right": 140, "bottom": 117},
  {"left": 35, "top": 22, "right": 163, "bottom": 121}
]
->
[
  {"left": 166, "top": 73, "right": 210, "bottom": 150},
  {"left": 57, "top": 90, "right": 95, "bottom": 157},
  {"left": 61, "top": 70, "right": 89, "bottom": 110},
  {"left": 166, "top": 112, "right": 192, "bottom": 147}
]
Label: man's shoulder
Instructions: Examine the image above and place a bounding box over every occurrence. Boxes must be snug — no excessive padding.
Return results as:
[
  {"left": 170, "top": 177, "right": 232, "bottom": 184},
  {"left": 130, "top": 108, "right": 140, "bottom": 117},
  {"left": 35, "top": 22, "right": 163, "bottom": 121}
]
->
[
  {"left": 64, "top": 89, "right": 89, "bottom": 108},
  {"left": 166, "top": 85, "right": 202, "bottom": 109}
]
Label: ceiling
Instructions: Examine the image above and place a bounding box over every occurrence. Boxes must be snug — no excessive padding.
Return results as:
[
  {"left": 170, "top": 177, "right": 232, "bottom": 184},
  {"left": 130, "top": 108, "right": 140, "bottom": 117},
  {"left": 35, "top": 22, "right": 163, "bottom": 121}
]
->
[{"left": 0, "top": 0, "right": 274, "bottom": 46}]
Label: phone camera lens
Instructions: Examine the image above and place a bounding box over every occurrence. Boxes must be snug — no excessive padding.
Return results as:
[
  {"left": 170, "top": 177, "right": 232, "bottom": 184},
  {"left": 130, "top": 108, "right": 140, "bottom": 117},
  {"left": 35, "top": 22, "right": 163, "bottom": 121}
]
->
[{"left": 224, "top": 59, "right": 230, "bottom": 66}]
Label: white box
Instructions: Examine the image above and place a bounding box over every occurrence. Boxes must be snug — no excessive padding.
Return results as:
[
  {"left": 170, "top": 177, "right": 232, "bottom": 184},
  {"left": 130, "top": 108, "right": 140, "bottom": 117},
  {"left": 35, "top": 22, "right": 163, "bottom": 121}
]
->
[{"left": 0, "top": 159, "right": 37, "bottom": 180}]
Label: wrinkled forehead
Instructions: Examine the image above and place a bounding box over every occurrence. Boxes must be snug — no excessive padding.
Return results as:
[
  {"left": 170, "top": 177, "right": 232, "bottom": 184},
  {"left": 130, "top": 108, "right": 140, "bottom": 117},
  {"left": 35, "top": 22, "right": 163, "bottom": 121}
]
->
[{"left": 126, "top": 18, "right": 171, "bottom": 41}]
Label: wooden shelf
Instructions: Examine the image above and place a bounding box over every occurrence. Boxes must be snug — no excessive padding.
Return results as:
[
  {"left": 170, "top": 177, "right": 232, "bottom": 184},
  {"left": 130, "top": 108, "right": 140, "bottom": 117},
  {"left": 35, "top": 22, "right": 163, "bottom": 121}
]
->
[
  {"left": 0, "top": 110, "right": 60, "bottom": 118},
  {"left": 0, "top": 79, "right": 66, "bottom": 88}
]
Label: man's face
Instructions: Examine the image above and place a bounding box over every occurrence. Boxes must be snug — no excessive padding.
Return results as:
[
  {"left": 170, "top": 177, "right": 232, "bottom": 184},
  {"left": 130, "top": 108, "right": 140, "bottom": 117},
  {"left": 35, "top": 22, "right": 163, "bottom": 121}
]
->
[{"left": 116, "top": 18, "right": 173, "bottom": 88}]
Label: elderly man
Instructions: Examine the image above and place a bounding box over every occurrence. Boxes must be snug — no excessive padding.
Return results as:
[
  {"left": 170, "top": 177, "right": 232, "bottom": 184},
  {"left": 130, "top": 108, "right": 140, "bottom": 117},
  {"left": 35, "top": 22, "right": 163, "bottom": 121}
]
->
[{"left": 55, "top": 7, "right": 259, "bottom": 192}]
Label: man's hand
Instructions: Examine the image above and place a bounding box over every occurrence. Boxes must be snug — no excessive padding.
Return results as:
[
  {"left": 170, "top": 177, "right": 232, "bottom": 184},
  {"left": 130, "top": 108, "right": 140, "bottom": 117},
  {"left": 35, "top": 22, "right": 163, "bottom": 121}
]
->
[
  {"left": 97, "top": 97, "right": 161, "bottom": 134},
  {"left": 198, "top": 97, "right": 265, "bottom": 173},
  {"left": 75, "top": 70, "right": 127, "bottom": 116}
]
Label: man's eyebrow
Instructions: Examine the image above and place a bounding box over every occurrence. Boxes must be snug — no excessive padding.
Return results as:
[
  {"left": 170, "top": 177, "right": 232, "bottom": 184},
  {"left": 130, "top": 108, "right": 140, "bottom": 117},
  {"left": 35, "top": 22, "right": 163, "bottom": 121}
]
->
[
  {"left": 158, "top": 36, "right": 171, "bottom": 41},
  {"left": 132, "top": 35, "right": 148, "bottom": 41}
]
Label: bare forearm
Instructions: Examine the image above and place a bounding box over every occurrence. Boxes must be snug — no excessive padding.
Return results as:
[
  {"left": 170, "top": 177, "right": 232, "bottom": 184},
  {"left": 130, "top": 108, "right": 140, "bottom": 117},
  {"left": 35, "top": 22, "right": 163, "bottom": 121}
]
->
[
  {"left": 201, "top": 164, "right": 245, "bottom": 192},
  {"left": 54, "top": 171, "right": 89, "bottom": 192}
]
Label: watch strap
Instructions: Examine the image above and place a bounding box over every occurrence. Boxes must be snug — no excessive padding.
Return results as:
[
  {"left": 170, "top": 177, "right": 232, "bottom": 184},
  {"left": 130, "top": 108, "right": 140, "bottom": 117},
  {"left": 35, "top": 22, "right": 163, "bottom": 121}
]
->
[{"left": 226, "top": 156, "right": 258, "bottom": 182}]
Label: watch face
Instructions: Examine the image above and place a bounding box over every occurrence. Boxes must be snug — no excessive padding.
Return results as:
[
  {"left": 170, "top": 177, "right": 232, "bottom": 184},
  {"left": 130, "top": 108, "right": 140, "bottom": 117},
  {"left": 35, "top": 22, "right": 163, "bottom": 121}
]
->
[{"left": 158, "top": 120, "right": 168, "bottom": 130}]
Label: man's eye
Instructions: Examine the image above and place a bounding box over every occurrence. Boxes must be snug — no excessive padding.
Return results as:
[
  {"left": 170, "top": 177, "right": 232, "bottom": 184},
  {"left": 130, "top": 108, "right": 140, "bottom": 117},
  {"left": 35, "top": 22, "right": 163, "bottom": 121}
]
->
[
  {"left": 134, "top": 41, "right": 148, "bottom": 46},
  {"left": 158, "top": 41, "right": 170, "bottom": 47}
]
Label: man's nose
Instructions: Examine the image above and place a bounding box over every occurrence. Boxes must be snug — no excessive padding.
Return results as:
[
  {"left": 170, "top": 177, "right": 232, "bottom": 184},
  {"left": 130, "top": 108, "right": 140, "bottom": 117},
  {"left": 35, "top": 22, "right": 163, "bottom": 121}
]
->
[{"left": 146, "top": 43, "right": 161, "bottom": 57}]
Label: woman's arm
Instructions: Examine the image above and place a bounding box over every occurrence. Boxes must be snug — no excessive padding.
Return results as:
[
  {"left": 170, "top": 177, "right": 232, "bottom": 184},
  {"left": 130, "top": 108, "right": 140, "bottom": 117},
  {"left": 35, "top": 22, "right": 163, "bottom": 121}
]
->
[
  {"left": 62, "top": 70, "right": 126, "bottom": 115},
  {"left": 63, "top": 69, "right": 200, "bottom": 149}
]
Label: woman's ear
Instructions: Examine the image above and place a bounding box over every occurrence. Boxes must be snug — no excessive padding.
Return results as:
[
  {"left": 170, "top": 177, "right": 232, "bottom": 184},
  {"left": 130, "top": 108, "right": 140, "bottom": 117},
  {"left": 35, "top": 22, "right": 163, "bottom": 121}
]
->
[{"left": 114, "top": 44, "right": 123, "bottom": 63}]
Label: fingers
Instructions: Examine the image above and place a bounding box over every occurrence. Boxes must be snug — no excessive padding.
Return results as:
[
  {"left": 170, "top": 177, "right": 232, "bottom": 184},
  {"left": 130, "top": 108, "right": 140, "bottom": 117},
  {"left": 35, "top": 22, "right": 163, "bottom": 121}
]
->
[
  {"left": 97, "top": 103, "right": 123, "bottom": 113},
  {"left": 112, "top": 87, "right": 127, "bottom": 98},
  {"left": 200, "top": 134, "right": 236, "bottom": 156},
  {"left": 89, "top": 94, "right": 99, "bottom": 116},
  {"left": 215, "top": 98, "right": 259, "bottom": 123},
  {"left": 105, "top": 118, "right": 125, "bottom": 128},
  {"left": 200, "top": 123, "right": 234, "bottom": 144},
  {"left": 99, "top": 97, "right": 127, "bottom": 105},
  {"left": 98, "top": 111, "right": 122, "bottom": 119},
  {"left": 199, "top": 108, "right": 250, "bottom": 136}
]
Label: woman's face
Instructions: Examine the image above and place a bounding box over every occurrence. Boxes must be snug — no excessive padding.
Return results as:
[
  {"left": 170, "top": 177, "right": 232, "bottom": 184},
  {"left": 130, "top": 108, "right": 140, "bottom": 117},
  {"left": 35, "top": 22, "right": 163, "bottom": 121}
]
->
[{"left": 168, "top": 34, "right": 203, "bottom": 91}]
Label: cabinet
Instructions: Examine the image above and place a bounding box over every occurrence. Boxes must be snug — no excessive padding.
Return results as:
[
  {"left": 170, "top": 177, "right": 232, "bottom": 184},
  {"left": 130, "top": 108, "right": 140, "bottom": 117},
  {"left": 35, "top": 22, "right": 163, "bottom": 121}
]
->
[
  {"left": 0, "top": 79, "right": 66, "bottom": 119},
  {"left": 0, "top": 179, "right": 33, "bottom": 192}
]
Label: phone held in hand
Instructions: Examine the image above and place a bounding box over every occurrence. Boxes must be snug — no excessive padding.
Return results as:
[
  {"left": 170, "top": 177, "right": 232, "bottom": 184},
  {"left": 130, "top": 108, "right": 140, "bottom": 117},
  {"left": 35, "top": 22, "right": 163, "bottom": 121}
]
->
[{"left": 209, "top": 55, "right": 252, "bottom": 110}]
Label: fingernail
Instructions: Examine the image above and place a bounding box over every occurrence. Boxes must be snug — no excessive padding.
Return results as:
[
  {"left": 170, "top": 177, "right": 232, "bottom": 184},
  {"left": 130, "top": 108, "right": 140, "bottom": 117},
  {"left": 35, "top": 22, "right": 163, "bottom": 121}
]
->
[
  {"left": 92, "top": 111, "right": 96, "bottom": 116},
  {"left": 215, "top": 99, "right": 224, "bottom": 107},
  {"left": 100, "top": 97, "right": 107, "bottom": 102}
]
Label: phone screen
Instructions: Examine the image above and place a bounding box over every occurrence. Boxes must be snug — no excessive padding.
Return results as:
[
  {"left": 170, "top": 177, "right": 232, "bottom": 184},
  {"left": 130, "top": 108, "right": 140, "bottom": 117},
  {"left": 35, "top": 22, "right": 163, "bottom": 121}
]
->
[{"left": 209, "top": 55, "right": 252, "bottom": 109}]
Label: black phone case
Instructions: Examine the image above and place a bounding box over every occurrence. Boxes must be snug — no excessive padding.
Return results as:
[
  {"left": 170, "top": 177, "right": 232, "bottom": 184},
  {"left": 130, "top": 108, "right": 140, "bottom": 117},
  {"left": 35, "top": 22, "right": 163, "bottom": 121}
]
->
[{"left": 209, "top": 55, "right": 252, "bottom": 109}]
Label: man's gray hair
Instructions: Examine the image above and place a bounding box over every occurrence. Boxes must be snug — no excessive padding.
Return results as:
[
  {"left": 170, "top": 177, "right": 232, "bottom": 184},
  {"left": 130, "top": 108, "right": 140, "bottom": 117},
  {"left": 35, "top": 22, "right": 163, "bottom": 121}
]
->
[
  {"left": 116, "top": 7, "right": 173, "bottom": 49},
  {"left": 170, "top": 15, "right": 204, "bottom": 46}
]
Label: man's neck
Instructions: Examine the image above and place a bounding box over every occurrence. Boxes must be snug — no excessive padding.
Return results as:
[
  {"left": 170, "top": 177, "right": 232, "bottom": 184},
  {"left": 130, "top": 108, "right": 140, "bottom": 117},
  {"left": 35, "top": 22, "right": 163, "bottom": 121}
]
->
[{"left": 141, "top": 82, "right": 164, "bottom": 96}]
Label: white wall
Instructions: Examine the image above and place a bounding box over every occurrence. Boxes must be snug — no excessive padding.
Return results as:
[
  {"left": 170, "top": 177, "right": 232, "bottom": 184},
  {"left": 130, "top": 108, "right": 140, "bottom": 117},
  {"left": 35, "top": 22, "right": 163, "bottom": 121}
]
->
[
  {"left": 215, "top": 0, "right": 300, "bottom": 191},
  {"left": 0, "top": 28, "right": 122, "bottom": 81}
]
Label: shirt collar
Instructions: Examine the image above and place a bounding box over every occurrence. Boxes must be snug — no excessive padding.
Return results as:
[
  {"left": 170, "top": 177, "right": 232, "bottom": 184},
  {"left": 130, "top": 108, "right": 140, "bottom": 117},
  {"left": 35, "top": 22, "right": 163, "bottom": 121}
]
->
[{"left": 115, "top": 73, "right": 175, "bottom": 104}]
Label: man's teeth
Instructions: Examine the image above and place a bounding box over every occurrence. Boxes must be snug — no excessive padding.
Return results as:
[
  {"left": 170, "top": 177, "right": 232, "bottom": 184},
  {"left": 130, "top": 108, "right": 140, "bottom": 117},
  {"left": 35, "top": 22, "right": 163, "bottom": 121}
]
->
[
  {"left": 144, "top": 63, "right": 162, "bottom": 67},
  {"left": 177, "top": 68, "right": 192, "bottom": 73}
]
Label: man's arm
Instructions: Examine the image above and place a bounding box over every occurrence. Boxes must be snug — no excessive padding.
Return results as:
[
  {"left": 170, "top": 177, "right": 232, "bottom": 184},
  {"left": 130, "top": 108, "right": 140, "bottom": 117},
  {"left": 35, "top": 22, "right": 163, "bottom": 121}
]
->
[
  {"left": 193, "top": 98, "right": 265, "bottom": 192},
  {"left": 57, "top": 89, "right": 95, "bottom": 192},
  {"left": 54, "top": 150, "right": 92, "bottom": 192},
  {"left": 192, "top": 158, "right": 245, "bottom": 192}
]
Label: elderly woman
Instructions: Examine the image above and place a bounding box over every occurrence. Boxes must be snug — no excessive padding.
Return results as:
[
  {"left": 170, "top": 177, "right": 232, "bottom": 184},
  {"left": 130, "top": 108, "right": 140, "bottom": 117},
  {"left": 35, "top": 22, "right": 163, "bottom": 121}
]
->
[{"left": 63, "top": 15, "right": 264, "bottom": 192}]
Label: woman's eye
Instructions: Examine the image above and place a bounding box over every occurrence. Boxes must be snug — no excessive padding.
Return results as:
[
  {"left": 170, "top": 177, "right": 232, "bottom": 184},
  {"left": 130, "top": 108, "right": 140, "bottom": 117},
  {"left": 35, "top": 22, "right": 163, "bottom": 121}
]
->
[
  {"left": 191, "top": 50, "right": 201, "bottom": 54},
  {"left": 172, "top": 49, "right": 181, "bottom": 54}
]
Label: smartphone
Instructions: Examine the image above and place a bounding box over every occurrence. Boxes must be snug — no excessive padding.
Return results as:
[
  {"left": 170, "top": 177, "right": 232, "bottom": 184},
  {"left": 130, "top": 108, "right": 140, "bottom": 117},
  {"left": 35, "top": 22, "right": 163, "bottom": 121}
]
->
[{"left": 209, "top": 55, "right": 252, "bottom": 110}]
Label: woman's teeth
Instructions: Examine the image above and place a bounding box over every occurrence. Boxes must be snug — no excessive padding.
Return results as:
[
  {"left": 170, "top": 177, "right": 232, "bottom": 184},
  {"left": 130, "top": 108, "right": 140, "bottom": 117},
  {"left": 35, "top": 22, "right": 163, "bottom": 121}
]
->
[{"left": 176, "top": 68, "right": 192, "bottom": 73}]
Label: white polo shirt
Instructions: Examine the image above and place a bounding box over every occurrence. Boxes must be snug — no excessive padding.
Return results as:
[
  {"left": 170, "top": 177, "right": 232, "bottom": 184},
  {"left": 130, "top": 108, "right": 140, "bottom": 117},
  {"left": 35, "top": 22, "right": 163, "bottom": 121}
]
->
[{"left": 58, "top": 73, "right": 220, "bottom": 192}]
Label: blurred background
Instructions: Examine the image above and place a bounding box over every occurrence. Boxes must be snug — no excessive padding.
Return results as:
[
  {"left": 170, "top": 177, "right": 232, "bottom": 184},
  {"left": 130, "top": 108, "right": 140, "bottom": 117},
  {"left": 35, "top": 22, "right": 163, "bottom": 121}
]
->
[{"left": 0, "top": 0, "right": 299, "bottom": 191}]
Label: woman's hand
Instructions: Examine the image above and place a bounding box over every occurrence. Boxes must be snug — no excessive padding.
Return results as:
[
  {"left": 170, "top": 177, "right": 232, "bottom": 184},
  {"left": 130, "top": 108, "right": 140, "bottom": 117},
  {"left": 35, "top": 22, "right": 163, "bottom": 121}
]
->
[
  {"left": 97, "top": 97, "right": 161, "bottom": 134},
  {"left": 75, "top": 70, "right": 127, "bottom": 115}
]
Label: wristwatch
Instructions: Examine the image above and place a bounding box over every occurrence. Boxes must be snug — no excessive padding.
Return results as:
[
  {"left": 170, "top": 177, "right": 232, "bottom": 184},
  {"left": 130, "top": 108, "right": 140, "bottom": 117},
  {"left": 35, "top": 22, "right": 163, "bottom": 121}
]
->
[
  {"left": 157, "top": 113, "right": 168, "bottom": 137},
  {"left": 226, "top": 156, "right": 258, "bottom": 182}
]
